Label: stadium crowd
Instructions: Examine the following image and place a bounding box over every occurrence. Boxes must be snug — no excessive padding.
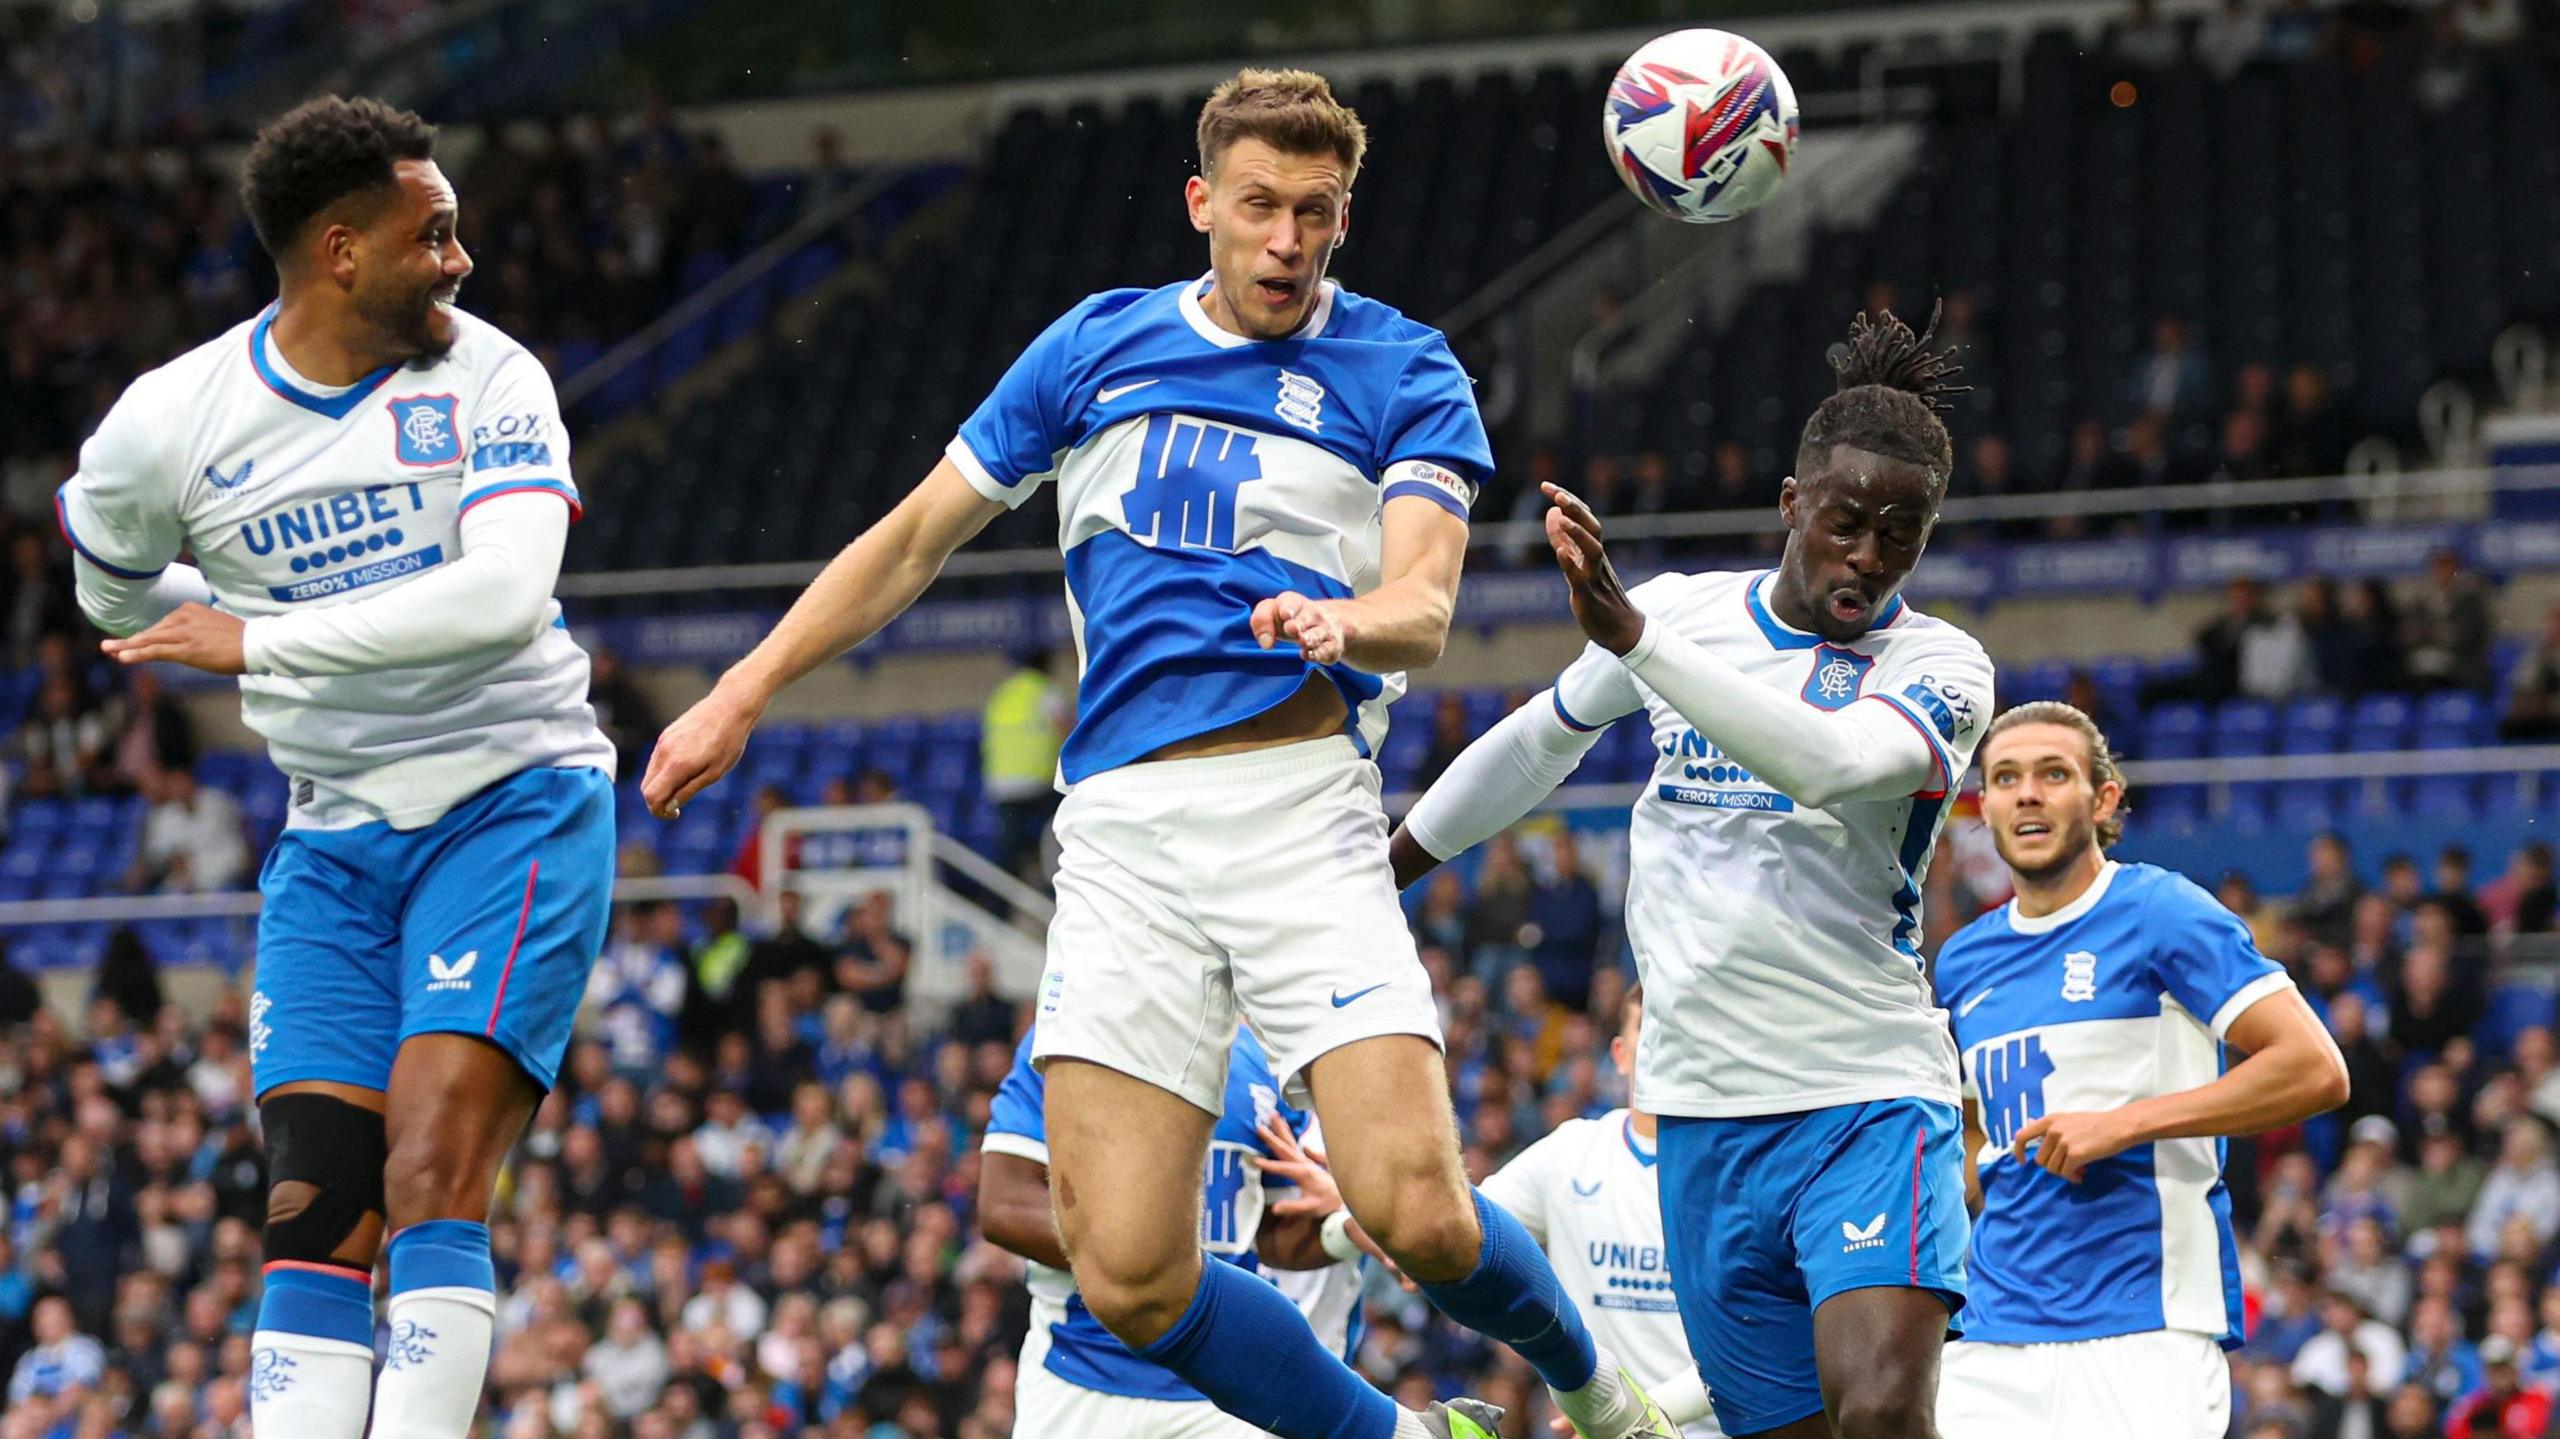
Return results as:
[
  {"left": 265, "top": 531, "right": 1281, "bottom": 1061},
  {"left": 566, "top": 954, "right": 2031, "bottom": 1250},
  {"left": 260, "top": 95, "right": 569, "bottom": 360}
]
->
[
  {"left": 0, "top": 804, "right": 2548, "bottom": 1437},
  {"left": 0, "top": 102, "right": 771, "bottom": 494}
]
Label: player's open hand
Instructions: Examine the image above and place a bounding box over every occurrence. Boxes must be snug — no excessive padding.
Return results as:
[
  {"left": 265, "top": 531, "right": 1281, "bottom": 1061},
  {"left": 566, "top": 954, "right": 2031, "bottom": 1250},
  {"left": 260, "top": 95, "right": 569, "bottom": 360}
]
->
[
  {"left": 2010, "top": 1108, "right": 2142, "bottom": 1183},
  {"left": 1251, "top": 590, "right": 1353, "bottom": 666},
  {"left": 100, "top": 603, "right": 246, "bottom": 675},
  {"left": 1252, "top": 1114, "right": 1414, "bottom": 1289},
  {"left": 641, "top": 684, "right": 762, "bottom": 822},
  {"left": 1543, "top": 483, "right": 1645, "bottom": 656}
]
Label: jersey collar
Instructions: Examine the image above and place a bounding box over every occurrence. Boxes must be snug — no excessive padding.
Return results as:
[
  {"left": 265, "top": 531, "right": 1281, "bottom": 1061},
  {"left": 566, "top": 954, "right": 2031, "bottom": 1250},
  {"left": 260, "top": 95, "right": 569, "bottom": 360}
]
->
[
  {"left": 2006, "top": 860, "right": 2121, "bottom": 935},
  {"left": 1621, "top": 1114, "right": 1656, "bottom": 1168},
  {"left": 1178, "top": 272, "right": 1337, "bottom": 350},
  {"left": 248, "top": 306, "right": 402, "bottom": 420},
  {"left": 1743, "top": 570, "right": 1906, "bottom": 651}
]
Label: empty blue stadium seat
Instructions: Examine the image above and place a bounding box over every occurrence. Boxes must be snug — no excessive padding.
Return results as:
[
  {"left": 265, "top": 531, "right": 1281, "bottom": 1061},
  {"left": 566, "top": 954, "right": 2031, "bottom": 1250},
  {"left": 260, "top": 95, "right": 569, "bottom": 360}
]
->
[
  {"left": 2348, "top": 693, "right": 2416, "bottom": 750},
  {"left": 2416, "top": 691, "right": 2488, "bottom": 748},
  {"left": 2212, "top": 701, "right": 2276, "bottom": 757}
]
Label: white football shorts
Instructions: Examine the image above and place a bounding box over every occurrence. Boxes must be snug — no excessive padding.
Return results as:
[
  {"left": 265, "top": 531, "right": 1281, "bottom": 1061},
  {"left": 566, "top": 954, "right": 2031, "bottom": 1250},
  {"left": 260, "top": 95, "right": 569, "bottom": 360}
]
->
[
  {"left": 1033, "top": 736, "right": 1443, "bottom": 1113},
  {"left": 1014, "top": 1321, "right": 1274, "bottom": 1439},
  {"left": 1936, "top": 1330, "right": 2230, "bottom": 1439}
]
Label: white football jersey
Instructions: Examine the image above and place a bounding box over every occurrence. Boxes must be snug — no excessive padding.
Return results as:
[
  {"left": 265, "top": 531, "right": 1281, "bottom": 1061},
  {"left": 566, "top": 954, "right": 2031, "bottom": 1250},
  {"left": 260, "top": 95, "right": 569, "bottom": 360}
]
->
[
  {"left": 1480, "top": 1111, "right": 1721, "bottom": 1438},
  {"left": 57, "top": 306, "right": 612, "bottom": 830},
  {"left": 1554, "top": 570, "right": 1993, "bottom": 1117}
]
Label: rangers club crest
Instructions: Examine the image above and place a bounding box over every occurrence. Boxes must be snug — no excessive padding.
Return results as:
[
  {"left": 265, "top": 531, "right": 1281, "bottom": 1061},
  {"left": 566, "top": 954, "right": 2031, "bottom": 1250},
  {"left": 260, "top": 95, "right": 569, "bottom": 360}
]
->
[
  {"left": 388, "top": 394, "right": 461, "bottom": 468},
  {"left": 1799, "top": 644, "right": 1874, "bottom": 711}
]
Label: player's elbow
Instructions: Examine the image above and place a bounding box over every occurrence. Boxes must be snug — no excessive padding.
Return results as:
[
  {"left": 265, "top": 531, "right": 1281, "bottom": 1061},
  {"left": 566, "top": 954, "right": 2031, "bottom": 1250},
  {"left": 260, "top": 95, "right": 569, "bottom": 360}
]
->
[{"left": 2306, "top": 1047, "right": 2353, "bottom": 1115}]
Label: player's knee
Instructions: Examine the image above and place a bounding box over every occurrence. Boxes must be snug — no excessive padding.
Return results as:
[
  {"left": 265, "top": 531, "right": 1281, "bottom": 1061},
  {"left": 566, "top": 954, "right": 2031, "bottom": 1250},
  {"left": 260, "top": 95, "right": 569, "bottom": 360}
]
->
[
  {"left": 380, "top": 1126, "right": 492, "bottom": 1226},
  {"left": 1355, "top": 1178, "right": 1481, "bottom": 1283},
  {"left": 1067, "top": 1245, "right": 1197, "bottom": 1348},
  {"left": 1829, "top": 1377, "right": 1937, "bottom": 1439},
  {"left": 259, "top": 1093, "right": 388, "bottom": 1271}
]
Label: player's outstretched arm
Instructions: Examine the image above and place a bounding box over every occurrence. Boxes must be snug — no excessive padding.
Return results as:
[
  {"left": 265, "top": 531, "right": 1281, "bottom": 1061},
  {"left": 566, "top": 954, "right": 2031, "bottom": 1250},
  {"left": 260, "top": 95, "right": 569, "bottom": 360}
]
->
[
  {"left": 643, "top": 459, "right": 1003, "bottom": 819},
  {"left": 1544, "top": 483, "right": 1953, "bottom": 809},
  {"left": 1252, "top": 495, "right": 1465, "bottom": 672},
  {"left": 2012, "top": 986, "right": 2348, "bottom": 1183},
  {"left": 1391, "top": 691, "right": 1608, "bottom": 889},
  {"left": 74, "top": 562, "right": 215, "bottom": 641}
]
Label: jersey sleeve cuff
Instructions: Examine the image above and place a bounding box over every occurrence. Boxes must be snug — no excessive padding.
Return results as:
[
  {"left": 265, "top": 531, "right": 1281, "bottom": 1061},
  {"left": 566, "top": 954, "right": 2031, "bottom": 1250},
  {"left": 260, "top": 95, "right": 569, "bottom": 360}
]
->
[
  {"left": 946, "top": 436, "right": 1035, "bottom": 510},
  {"left": 2208, "top": 971, "right": 2297, "bottom": 1040},
  {"left": 1868, "top": 692, "right": 1956, "bottom": 798},
  {"left": 1550, "top": 687, "right": 1603, "bottom": 734},
  {"left": 459, "top": 477, "right": 583, "bottom": 520},
  {"left": 980, "top": 1130, "right": 1050, "bottom": 1165},
  {"left": 54, "top": 490, "right": 165, "bottom": 580}
]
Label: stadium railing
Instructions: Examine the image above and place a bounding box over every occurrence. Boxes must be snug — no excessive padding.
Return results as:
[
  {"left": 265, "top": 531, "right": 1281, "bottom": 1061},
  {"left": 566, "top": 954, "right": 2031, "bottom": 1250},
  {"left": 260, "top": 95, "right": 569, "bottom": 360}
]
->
[{"left": 755, "top": 802, "right": 1050, "bottom": 1010}]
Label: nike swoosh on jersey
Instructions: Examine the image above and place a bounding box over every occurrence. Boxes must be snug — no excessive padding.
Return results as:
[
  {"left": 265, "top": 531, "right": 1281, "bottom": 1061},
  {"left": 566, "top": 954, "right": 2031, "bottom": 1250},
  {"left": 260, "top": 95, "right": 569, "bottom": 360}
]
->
[
  {"left": 1097, "top": 379, "right": 1160, "bottom": 402},
  {"left": 1330, "top": 982, "right": 1390, "bottom": 1008},
  {"left": 1956, "top": 987, "right": 1995, "bottom": 1018}
]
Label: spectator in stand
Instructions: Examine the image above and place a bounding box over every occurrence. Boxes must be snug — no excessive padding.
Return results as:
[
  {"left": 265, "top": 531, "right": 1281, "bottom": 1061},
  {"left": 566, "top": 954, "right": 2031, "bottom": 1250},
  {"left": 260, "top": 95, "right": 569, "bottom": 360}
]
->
[
  {"left": 980, "top": 648, "right": 1065, "bottom": 882},
  {"left": 2339, "top": 579, "right": 2406, "bottom": 696},
  {"left": 2487, "top": 843, "right": 2556, "bottom": 936},
  {"left": 2298, "top": 831, "right": 2366, "bottom": 950},
  {"left": 103, "top": 669, "right": 194, "bottom": 794},
  {"left": 2496, "top": 604, "right": 2560, "bottom": 740},
  {"left": 834, "top": 891, "right": 911, "bottom": 1016},
  {"left": 2329, "top": 1214, "right": 2413, "bottom": 1326},
  {"left": 2402, "top": 549, "right": 2495, "bottom": 694},
  {"left": 15, "top": 673, "right": 109, "bottom": 799},
  {"left": 6, "top": 1296, "right": 103, "bottom": 1414},
  {"left": 2466, "top": 1118, "right": 2560, "bottom": 1260},
  {"left": 2392, "top": 942, "right": 2478, "bottom": 1056},
  {"left": 2301, "top": 577, "right": 2359, "bottom": 695},
  {"left": 946, "top": 952, "right": 1014, "bottom": 1049},
  {"left": 2275, "top": 363, "right": 2353, "bottom": 479},
  {"left": 2443, "top": 1335, "right": 2549, "bottom": 1438},
  {"left": 1415, "top": 691, "right": 1474, "bottom": 794},
  {"left": 2403, "top": 1128, "right": 2489, "bottom": 1238},
  {"left": 1526, "top": 829, "right": 1602, "bottom": 1010},
  {"left": 586, "top": 900, "right": 689, "bottom": 1077},
  {"left": 587, "top": 646, "right": 661, "bottom": 781},
  {"left": 745, "top": 888, "right": 830, "bottom": 997},
  {"left": 2242, "top": 579, "right": 2318, "bottom": 699},
  {"left": 678, "top": 896, "right": 756, "bottom": 1052},
  {"left": 729, "top": 784, "right": 791, "bottom": 893},
  {"left": 1462, "top": 832, "right": 1536, "bottom": 981},
  {"left": 123, "top": 766, "right": 246, "bottom": 894},
  {"left": 2432, "top": 849, "right": 2490, "bottom": 941},
  {"left": 2295, "top": 1290, "right": 2409, "bottom": 1397},
  {"left": 2128, "top": 313, "right": 2220, "bottom": 430}
]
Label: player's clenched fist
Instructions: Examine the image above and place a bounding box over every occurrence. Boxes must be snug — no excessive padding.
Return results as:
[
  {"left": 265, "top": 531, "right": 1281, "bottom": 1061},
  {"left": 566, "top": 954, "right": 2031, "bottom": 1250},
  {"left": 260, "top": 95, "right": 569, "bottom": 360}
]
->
[
  {"left": 101, "top": 603, "right": 247, "bottom": 675},
  {"left": 642, "top": 685, "right": 762, "bottom": 821},
  {"left": 1251, "top": 590, "right": 1354, "bottom": 666}
]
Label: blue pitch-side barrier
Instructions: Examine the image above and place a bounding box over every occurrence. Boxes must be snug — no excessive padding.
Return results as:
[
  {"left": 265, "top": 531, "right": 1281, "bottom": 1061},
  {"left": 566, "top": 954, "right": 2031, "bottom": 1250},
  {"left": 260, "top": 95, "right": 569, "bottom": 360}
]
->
[{"left": 576, "top": 512, "right": 2560, "bottom": 670}]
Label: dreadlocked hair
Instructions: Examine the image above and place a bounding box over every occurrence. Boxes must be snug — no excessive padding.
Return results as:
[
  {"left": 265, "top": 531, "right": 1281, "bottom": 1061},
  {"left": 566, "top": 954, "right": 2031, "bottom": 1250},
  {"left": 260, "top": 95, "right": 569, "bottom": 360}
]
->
[{"left": 1795, "top": 300, "right": 1971, "bottom": 501}]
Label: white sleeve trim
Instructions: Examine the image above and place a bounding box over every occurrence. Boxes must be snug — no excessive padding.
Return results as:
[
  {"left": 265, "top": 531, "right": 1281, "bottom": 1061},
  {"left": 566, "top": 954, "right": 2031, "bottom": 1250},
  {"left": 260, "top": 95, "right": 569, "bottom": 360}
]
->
[
  {"left": 945, "top": 436, "right": 1030, "bottom": 509},
  {"left": 1403, "top": 693, "right": 1601, "bottom": 861},
  {"left": 980, "top": 1131, "right": 1050, "bottom": 1165},
  {"left": 2210, "top": 971, "right": 2299, "bottom": 1041}
]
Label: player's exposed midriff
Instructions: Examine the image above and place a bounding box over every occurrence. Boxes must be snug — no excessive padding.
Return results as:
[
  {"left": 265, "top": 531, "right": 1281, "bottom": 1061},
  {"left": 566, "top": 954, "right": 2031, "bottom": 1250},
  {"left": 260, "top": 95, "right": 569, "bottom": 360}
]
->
[{"left": 1144, "top": 671, "right": 1348, "bottom": 762}]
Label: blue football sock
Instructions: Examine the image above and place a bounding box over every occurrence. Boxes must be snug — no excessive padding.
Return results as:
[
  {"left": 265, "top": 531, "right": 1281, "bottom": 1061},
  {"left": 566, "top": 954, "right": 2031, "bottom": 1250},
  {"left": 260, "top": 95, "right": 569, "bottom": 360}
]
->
[
  {"left": 1137, "top": 1259, "right": 1400, "bottom": 1439},
  {"left": 1419, "top": 1189, "right": 1599, "bottom": 1392}
]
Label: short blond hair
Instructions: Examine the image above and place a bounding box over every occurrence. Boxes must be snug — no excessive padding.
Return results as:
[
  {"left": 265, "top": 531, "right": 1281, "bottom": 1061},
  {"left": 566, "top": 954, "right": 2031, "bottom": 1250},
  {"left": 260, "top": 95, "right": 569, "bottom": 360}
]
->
[
  {"left": 1983, "top": 701, "right": 2130, "bottom": 848},
  {"left": 1197, "top": 68, "right": 1367, "bottom": 182}
]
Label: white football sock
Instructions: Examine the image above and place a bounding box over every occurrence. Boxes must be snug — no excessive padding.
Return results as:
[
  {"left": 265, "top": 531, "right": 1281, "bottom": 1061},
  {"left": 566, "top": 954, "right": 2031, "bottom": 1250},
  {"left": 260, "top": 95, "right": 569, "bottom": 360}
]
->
[
  {"left": 249, "top": 1330, "right": 375, "bottom": 1439},
  {"left": 366, "top": 1286, "right": 496, "bottom": 1438},
  {"left": 1550, "top": 1352, "right": 1644, "bottom": 1435}
]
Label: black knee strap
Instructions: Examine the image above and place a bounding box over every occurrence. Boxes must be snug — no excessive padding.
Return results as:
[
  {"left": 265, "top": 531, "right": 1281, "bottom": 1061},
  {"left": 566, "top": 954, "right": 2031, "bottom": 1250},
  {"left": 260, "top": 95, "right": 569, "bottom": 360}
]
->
[{"left": 260, "top": 1093, "right": 388, "bottom": 1267}]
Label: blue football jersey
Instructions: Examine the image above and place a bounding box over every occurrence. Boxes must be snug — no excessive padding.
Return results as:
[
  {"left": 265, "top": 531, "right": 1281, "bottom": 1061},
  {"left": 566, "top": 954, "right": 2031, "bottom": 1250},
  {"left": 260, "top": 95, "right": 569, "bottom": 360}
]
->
[
  {"left": 981, "top": 1024, "right": 1307, "bottom": 1401},
  {"left": 949, "top": 275, "right": 1493, "bottom": 784},
  {"left": 1935, "top": 861, "right": 2294, "bottom": 1347}
]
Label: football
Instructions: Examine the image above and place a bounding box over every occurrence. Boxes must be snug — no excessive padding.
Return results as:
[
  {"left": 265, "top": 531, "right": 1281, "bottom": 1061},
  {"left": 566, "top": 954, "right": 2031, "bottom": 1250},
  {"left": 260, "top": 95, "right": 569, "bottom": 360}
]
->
[{"left": 1603, "top": 28, "right": 1801, "bottom": 224}]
